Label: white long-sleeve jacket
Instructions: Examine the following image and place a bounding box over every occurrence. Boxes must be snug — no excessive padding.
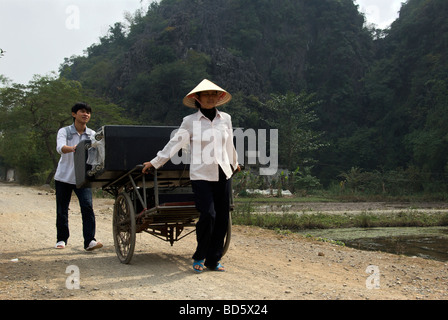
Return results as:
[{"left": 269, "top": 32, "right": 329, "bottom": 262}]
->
[{"left": 150, "top": 109, "right": 238, "bottom": 181}]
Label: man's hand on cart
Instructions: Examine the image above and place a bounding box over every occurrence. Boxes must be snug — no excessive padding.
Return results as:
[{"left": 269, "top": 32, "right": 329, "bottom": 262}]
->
[
  {"left": 142, "top": 161, "right": 153, "bottom": 174},
  {"left": 62, "top": 144, "right": 77, "bottom": 154}
]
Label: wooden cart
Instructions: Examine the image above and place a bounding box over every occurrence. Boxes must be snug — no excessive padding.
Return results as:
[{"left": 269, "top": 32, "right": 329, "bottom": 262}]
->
[{"left": 74, "top": 125, "right": 231, "bottom": 264}]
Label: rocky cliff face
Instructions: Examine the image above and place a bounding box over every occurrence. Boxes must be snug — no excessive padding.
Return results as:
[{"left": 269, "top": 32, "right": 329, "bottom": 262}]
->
[
  {"left": 113, "top": 0, "right": 369, "bottom": 99},
  {"left": 61, "top": 0, "right": 373, "bottom": 129}
]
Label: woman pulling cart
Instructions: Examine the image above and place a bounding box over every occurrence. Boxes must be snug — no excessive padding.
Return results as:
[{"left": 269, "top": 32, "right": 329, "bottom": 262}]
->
[{"left": 142, "top": 79, "right": 240, "bottom": 273}]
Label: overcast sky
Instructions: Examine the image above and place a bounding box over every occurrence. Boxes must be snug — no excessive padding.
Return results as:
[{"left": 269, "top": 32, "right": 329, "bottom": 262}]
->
[{"left": 0, "top": 0, "right": 404, "bottom": 85}]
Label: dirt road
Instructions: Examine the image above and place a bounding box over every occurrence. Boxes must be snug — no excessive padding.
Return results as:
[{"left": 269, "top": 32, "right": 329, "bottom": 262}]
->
[{"left": 0, "top": 182, "right": 447, "bottom": 301}]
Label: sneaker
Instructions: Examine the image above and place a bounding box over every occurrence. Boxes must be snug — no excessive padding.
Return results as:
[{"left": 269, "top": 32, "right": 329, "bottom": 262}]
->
[
  {"left": 55, "top": 241, "right": 65, "bottom": 249},
  {"left": 86, "top": 240, "right": 103, "bottom": 251}
]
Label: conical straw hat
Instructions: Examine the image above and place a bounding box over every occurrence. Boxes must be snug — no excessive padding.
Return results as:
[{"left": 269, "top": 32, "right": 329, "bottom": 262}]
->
[{"left": 183, "top": 79, "right": 232, "bottom": 108}]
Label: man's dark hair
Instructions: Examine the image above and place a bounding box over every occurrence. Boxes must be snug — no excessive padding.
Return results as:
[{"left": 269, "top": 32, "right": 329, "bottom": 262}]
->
[{"left": 72, "top": 102, "right": 92, "bottom": 114}]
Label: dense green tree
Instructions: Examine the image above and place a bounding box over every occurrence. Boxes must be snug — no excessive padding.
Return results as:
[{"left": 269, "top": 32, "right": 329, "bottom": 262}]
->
[
  {"left": 263, "top": 92, "right": 327, "bottom": 170},
  {"left": 363, "top": 0, "right": 448, "bottom": 181}
]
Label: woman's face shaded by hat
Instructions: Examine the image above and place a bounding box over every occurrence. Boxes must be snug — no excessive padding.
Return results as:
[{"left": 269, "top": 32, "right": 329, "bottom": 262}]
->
[{"left": 183, "top": 79, "right": 232, "bottom": 108}]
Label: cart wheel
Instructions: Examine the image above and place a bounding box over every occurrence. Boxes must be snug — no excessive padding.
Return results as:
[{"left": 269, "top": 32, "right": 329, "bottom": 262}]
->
[
  {"left": 222, "top": 213, "right": 232, "bottom": 256},
  {"left": 113, "top": 192, "right": 136, "bottom": 264}
]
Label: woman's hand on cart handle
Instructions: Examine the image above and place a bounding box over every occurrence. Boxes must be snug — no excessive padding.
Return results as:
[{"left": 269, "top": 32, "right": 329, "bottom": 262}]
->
[{"left": 142, "top": 161, "right": 154, "bottom": 174}]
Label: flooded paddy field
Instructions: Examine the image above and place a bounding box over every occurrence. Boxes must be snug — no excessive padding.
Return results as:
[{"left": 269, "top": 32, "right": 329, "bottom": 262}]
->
[
  {"left": 250, "top": 201, "right": 448, "bottom": 262},
  {"left": 299, "top": 226, "right": 448, "bottom": 262}
]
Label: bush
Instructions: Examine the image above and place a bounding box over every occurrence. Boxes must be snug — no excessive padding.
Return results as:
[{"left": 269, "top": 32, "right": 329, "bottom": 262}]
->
[{"left": 337, "top": 166, "right": 445, "bottom": 196}]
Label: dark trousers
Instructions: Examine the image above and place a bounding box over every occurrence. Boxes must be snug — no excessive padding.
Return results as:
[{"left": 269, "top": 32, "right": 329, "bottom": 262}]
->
[
  {"left": 55, "top": 180, "right": 96, "bottom": 249},
  {"left": 191, "top": 168, "right": 230, "bottom": 268}
]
